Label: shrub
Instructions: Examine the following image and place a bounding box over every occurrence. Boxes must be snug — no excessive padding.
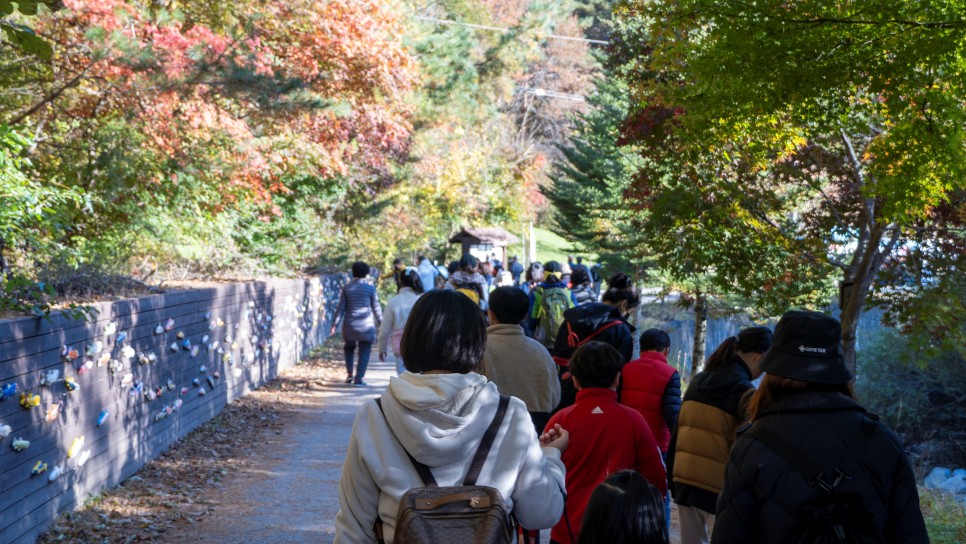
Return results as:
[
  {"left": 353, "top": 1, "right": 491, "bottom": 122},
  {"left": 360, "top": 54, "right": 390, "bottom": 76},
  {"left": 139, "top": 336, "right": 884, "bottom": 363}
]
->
[{"left": 855, "top": 328, "right": 966, "bottom": 467}]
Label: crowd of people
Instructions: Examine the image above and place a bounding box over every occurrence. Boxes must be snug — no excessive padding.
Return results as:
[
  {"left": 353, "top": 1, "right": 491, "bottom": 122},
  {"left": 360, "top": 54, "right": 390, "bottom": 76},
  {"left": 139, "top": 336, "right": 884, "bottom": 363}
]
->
[{"left": 332, "top": 254, "right": 928, "bottom": 544}]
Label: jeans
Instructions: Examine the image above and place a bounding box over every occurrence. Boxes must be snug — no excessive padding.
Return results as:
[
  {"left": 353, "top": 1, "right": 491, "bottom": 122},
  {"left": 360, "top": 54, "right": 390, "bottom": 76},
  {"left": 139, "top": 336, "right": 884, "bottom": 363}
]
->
[{"left": 344, "top": 341, "right": 372, "bottom": 383}]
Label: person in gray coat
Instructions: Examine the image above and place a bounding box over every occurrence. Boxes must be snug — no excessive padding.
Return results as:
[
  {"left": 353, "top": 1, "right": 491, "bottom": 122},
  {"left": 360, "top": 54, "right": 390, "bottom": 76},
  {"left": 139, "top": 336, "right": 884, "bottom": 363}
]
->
[{"left": 333, "top": 261, "right": 383, "bottom": 386}]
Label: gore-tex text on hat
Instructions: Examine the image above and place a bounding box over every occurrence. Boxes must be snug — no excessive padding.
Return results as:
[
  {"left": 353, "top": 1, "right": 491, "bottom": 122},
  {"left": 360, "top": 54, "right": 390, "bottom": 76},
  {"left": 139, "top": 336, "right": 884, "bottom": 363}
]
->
[{"left": 798, "top": 345, "right": 828, "bottom": 354}]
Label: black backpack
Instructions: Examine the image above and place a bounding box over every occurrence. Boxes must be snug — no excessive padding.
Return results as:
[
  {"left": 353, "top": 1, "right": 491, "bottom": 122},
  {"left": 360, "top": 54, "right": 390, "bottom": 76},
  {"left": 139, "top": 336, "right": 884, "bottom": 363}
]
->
[
  {"left": 744, "top": 416, "right": 884, "bottom": 544},
  {"left": 374, "top": 396, "right": 516, "bottom": 544}
]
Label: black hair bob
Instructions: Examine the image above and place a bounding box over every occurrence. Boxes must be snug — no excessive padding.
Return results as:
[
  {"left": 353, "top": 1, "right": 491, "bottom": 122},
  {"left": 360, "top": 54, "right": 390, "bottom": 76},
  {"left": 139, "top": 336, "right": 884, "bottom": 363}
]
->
[
  {"left": 351, "top": 261, "right": 370, "bottom": 278},
  {"left": 488, "top": 286, "right": 529, "bottom": 324},
  {"left": 577, "top": 470, "right": 668, "bottom": 544},
  {"left": 401, "top": 290, "right": 487, "bottom": 374}
]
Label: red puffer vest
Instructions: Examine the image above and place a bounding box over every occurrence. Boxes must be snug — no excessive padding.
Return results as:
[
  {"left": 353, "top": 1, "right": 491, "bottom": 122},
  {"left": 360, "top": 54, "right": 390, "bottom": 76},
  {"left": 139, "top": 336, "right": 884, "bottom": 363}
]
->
[{"left": 620, "top": 352, "right": 677, "bottom": 450}]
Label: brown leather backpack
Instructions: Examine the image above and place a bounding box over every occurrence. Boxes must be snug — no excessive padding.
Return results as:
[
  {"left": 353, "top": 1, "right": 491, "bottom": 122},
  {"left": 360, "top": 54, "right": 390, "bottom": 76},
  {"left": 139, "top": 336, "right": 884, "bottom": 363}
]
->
[{"left": 374, "top": 395, "right": 515, "bottom": 544}]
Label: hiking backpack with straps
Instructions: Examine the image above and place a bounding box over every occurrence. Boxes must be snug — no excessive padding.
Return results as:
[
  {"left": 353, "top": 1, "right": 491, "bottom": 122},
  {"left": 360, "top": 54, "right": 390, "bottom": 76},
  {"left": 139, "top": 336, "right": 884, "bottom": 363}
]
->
[
  {"left": 550, "top": 320, "right": 622, "bottom": 411},
  {"left": 743, "top": 415, "right": 885, "bottom": 544},
  {"left": 374, "top": 395, "right": 516, "bottom": 544},
  {"left": 532, "top": 286, "right": 574, "bottom": 348}
]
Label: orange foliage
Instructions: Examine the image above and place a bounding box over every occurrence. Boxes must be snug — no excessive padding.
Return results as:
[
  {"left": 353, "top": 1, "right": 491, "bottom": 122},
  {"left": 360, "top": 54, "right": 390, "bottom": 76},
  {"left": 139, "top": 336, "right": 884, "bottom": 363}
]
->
[{"left": 33, "top": 0, "right": 417, "bottom": 205}]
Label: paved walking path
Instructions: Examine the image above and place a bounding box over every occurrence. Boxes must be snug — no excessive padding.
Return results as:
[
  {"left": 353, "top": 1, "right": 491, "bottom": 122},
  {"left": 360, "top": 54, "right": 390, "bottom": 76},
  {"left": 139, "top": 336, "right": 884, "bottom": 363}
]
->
[
  {"left": 164, "top": 358, "right": 396, "bottom": 544},
  {"left": 160, "top": 354, "right": 681, "bottom": 543}
]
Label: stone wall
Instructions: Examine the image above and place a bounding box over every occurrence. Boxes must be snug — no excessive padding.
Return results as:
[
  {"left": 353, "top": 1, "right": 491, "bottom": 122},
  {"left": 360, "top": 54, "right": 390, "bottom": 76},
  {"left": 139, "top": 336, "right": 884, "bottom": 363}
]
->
[{"left": 0, "top": 276, "right": 343, "bottom": 543}]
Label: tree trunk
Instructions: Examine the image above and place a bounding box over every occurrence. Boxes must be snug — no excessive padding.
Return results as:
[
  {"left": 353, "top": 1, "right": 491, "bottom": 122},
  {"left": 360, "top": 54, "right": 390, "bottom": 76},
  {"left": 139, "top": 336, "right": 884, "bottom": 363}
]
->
[
  {"left": 689, "top": 291, "right": 708, "bottom": 383},
  {"left": 840, "top": 222, "right": 900, "bottom": 376}
]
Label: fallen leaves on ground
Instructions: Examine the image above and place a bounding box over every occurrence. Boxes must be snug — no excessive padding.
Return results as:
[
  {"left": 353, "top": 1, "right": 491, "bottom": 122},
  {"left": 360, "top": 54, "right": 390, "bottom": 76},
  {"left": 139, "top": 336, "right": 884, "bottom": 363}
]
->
[{"left": 38, "top": 342, "right": 346, "bottom": 543}]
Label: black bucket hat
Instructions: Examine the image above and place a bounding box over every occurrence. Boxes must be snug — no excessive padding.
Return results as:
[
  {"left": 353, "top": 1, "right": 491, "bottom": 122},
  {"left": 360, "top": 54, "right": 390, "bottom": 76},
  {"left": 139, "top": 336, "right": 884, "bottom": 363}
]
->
[{"left": 759, "top": 310, "right": 852, "bottom": 384}]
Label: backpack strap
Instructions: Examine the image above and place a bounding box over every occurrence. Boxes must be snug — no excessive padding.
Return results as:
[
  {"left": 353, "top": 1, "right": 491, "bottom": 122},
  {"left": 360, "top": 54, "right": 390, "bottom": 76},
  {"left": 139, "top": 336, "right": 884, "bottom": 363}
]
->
[
  {"left": 562, "top": 320, "right": 624, "bottom": 355},
  {"left": 464, "top": 394, "right": 511, "bottom": 486},
  {"left": 745, "top": 415, "right": 877, "bottom": 492},
  {"left": 375, "top": 398, "right": 438, "bottom": 487}
]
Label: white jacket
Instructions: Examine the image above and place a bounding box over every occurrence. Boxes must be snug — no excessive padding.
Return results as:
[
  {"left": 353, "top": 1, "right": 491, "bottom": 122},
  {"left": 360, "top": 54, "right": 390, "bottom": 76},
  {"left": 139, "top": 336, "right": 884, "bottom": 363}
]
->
[
  {"left": 334, "top": 372, "right": 567, "bottom": 544},
  {"left": 376, "top": 287, "right": 421, "bottom": 355}
]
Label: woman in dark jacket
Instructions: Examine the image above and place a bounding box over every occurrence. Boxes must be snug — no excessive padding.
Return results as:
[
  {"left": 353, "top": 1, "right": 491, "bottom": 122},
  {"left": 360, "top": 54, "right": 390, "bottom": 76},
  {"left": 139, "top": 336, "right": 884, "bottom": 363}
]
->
[
  {"left": 666, "top": 326, "right": 772, "bottom": 544},
  {"left": 332, "top": 261, "right": 383, "bottom": 386},
  {"left": 712, "top": 311, "right": 928, "bottom": 544}
]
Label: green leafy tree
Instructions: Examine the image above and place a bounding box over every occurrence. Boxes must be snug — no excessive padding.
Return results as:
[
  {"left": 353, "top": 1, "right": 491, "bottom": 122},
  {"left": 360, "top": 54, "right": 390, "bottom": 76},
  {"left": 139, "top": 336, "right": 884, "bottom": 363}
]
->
[{"left": 616, "top": 0, "right": 966, "bottom": 371}]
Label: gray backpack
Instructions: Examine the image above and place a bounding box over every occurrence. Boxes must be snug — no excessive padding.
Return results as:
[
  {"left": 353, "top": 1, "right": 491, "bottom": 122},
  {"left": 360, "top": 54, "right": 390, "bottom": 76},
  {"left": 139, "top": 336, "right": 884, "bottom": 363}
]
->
[{"left": 374, "top": 395, "right": 515, "bottom": 544}]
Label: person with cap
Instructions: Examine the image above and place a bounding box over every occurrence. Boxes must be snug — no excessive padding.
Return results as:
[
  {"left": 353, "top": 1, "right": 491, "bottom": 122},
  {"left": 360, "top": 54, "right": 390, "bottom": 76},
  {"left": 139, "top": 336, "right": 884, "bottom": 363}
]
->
[
  {"left": 712, "top": 310, "right": 928, "bottom": 544},
  {"left": 665, "top": 325, "right": 773, "bottom": 544}
]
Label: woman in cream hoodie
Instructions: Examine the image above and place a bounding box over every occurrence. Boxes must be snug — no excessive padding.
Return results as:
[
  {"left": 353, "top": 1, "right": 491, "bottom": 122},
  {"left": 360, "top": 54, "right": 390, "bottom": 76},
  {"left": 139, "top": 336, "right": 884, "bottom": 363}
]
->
[
  {"left": 377, "top": 267, "right": 423, "bottom": 375},
  {"left": 335, "top": 290, "right": 569, "bottom": 544}
]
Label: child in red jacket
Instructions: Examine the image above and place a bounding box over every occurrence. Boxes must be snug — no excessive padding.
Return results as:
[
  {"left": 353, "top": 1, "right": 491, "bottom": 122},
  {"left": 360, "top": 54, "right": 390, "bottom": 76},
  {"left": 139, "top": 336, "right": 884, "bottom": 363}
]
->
[{"left": 544, "top": 341, "right": 667, "bottom": 544}]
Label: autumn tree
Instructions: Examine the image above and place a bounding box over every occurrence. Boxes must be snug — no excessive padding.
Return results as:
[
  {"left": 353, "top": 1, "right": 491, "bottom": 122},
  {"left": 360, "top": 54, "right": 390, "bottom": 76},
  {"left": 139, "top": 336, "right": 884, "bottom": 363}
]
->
[{"left": 615, "top": 0, "right": 966, "bottom": 370}]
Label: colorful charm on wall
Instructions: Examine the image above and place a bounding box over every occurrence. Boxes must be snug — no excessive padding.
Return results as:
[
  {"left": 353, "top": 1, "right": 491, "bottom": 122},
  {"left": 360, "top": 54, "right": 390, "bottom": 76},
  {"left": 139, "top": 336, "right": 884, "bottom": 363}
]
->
[
  {"left": 65, "top": 376, "right": 79, "bottom": 392},
  {"left": 121, "top": 345, "right": 136, "bottom": 360},
  {"left": 1, "top": 382, "right": 17, "bottom": 399},
  {"left": 20, "top": 392, "right": 41, "bottom": 409},
  {"left": 48, "top": 465, "right": 63, "bottom": 481},
  {"left": 12, "top": 437, "right": 29, "bottom": 451},
  {"left": 45, "top": 401, "right": 62, "bottom": 422},
  {"left": 41, "top": 369, "right": 60, "bottom": 386},
  {"left": 68, "top": 435, "right": 85, "bottom": 458},
  {"left": 97, "top": 410, "right": 109, "bottom": 426},
  {"left": 31, "top": 460, "right": 48, "bottom": 476},
  {"left": 77, "top": 450, "right": 91, "bottom": 467},
  {"left": 0, "top": 424, "right": 10, "bottom": 437}
]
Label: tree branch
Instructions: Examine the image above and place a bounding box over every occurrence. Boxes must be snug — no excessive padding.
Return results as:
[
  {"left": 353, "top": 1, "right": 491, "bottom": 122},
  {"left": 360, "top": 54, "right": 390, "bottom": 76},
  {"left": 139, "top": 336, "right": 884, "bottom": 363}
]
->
[{"left": 8, "top": 60, "right": 97, "bottom": 126}]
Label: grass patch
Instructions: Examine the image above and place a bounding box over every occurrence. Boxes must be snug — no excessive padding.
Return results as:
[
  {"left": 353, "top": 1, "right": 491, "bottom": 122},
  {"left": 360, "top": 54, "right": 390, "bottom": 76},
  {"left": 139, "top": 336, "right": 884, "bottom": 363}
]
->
[
  {"left": 505, "top": 227, "right": 598, "bottom": 267},
  {"left": 920, "top": 487, "right": 966, "bottom": 544}
]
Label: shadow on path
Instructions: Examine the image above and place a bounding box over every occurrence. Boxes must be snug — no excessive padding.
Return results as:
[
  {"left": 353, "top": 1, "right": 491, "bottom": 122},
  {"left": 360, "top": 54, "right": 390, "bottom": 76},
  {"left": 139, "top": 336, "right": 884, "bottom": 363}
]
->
[{"left": 163, "top": 357, "right": 395, "bottom": 544}]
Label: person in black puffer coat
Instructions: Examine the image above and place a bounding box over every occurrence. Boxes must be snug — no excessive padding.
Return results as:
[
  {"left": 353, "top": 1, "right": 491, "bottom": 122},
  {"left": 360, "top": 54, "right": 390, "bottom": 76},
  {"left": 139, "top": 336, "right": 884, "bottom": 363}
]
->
[
  {"left": 712, "top": 311, "right": 928, "bottom": 544},
  {"left": 551, "top": 272, "right": 638, "bottom": 412}
]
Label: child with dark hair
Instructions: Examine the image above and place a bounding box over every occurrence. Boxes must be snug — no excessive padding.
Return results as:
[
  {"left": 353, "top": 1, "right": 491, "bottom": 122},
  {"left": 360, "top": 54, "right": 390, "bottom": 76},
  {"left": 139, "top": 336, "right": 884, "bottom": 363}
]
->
[
  {"left": 620, "top": 328, "right": 681, "bottom": 527},
  {"left": 481, "top": 287, "right": 561, "bottom": 432},
  {"left": 577, "top": 470, "right": 669, "bottom": 544},
  {"left": 544, "top": 341, "right": 667, "bottom": 544},
  {"left": 377, "top": 267, "right": 423, "bottom": 375},
  {"left": 444, "top": 253, "right": 490, "bottom": 309},
  {"left": 333, "top": 261, "right": 383, "bottom": 386}
]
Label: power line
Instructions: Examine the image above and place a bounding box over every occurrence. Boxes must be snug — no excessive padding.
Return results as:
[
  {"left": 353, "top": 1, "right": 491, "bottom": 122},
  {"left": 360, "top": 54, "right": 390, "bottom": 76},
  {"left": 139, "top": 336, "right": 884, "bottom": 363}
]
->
[{"left": 413, "top": 15, "right": 610, "bottom": 46}]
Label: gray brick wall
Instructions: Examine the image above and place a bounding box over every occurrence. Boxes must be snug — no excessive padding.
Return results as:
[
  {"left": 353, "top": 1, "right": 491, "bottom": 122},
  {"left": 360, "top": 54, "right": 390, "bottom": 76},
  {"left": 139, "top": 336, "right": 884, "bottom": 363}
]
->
[{"left": 0, "top": 276, "right": 345, "bottom": 543}]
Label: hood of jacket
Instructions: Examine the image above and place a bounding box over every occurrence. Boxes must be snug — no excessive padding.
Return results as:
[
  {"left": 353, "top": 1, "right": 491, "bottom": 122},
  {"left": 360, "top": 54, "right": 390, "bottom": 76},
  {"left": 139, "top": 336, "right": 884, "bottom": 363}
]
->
[
  {"left": 562, "top": 302, "right": 624, "bottom": 335},
  {"left": 379, "top": 372, "right": 497, "bottom": 467},
  {"left": 451, "top": 270, "right": 486, "bottom": 284}
]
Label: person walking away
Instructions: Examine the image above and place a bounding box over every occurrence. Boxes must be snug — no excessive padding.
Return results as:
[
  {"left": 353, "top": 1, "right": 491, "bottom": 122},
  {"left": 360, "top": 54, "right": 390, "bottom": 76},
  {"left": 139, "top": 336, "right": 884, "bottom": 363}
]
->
[
  {"left": 334, "top": 290, "right": 569, "bottom": 543},
  {"left": 509, "top": 255, "right": 525, "bottom": 286},
  {"left": 527, "top": 261, "right": 576, "bottom": 349},
  {"left": 481, "top": 287, "right": 561, "bottom": 434},
  {"left": 377, "top": 267, "right": 423, "bottom": 375},
  {"left": 415, "top": 255, "right": 438, "bottom": 293},
  {"left": 577, "top": 470, "right": 669, "bottom": 544},
  {"left": 544, "top": 341, "right": 667, "bottom": 544},
  {"left": 570, "top": 267, "right": 596, "bottom": 306},
  {"left": 570, "top": 257, "right": 589, "bottom": 286},
  {"left": 550, "top": 272, "right": 639, "bottom": 411},
  {"left": 666, "top": 326, "right": 772, "bottom": 544},
  {"left": 713, "top": 311, "right": 928, "bottom": 544},
  {"left": 333, "top": 261, "right": 383, "bottom": 386},
  {"left": 522, "top": 261, "right": 543, "bottom": 295},
  {"left": 444, "top": 253, "right": 490, "bottom": 310},
  {"left": 620, "top": 329, "right": 681, "bottom": 528}
]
